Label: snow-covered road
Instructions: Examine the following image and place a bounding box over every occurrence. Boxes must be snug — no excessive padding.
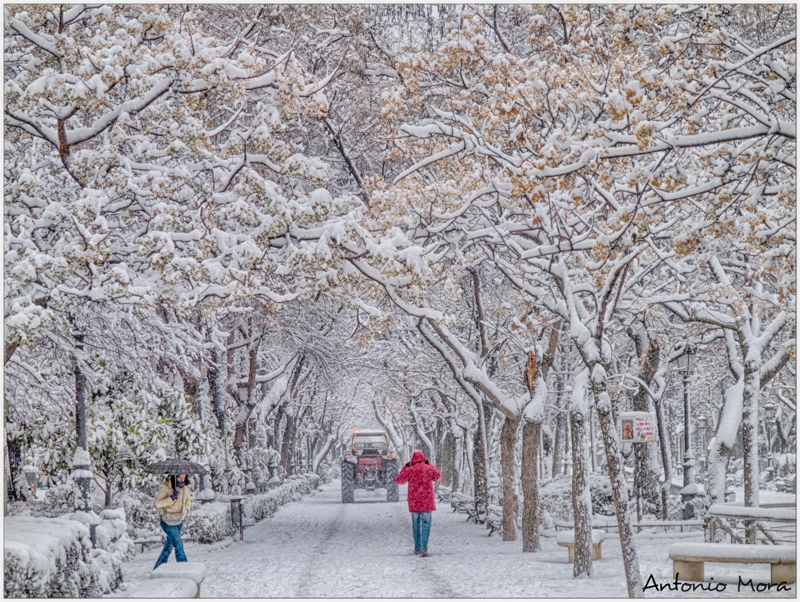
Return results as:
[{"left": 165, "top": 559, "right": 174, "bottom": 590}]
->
[{"left": 116, "top": 479, "right": 794, "bottom": 598}]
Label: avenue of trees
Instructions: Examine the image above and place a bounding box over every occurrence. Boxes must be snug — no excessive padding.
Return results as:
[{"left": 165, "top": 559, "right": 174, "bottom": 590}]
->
[{"left": 4, "top": 5, "right": 795, "bottom": 595}]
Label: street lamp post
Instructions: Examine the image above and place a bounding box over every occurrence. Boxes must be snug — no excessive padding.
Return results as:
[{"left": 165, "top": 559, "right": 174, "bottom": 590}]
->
[
  {"left": 237, "top": 381, "right": 256, "bottom": 495},
  {"left": 675, "top": 344, "right": 697, "bottom": 488},
  {"left": 697, "top": 415, "right": 707, "bottom": 474},
  {"left": 764, "top": 402, "right": 776, "bottom": 480}
]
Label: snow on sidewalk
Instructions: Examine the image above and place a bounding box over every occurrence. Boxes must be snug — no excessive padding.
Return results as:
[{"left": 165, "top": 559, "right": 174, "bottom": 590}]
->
[{"left": 111, "top": 479, "right": 795, "bottom": 598}]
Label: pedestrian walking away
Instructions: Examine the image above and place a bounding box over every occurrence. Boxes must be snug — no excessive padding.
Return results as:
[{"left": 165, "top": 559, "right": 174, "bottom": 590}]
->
[
  {"left": 154, "top": 473, "right": 192, "bottom": 569},
  {"left": 395, "top": 451, "right": 441, "bottom": 557}
]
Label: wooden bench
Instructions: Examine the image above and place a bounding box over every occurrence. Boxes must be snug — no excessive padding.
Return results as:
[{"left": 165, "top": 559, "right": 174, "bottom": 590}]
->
[
  {"left": 127, "top": 578, "right": 198, "bottom": 598},
  {"left": 669, "top": 542, "right": 796, "bottom": 585},
  {"left": 133, "top": 536, "right": 164, "bottom": 554},
  {"left": 149, "top": 562, "right": 207, "bottom": 597},
  {"left": 557, "top": 530, "right": 606, "bottom": 563}
]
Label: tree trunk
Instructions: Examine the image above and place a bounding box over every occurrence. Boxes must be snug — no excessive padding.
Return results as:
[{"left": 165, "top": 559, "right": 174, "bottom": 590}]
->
[
  {"left": 233, "top": 337, "right": 260, "bottom": 466},
  {"left": 500, "top": 415, "right": 519, "bottom": 541},
  {"left": 631, "top": 337, "right": 661, "bottom": 514},
  {"left": 742, "top": 363, "right": 761, "bottom": 507},
  {"left": 210, "top": 346, "right": 227, "bottom": 439},
  {"left": 280, "top": 412, "right": 296, "bottom": 476},
  {"left": 595, "top": 386, "right": 644, "bottom": 597},
  {"left": 472, "top": 424, "right": 488, "bottom": 521},
  {"left": 6, "top": 434, "right": 22, "bottom": 503},
  {"left": 653, "top": 394, "right": 672, "bottom": 520},
  {"left": 570, "top": 369, "right": 593, "bottom": 577},
  {"left": 440, "top": 430, "right": 455, "bottom": 488},
  {"left": 552, "top": 374, "right": 565, "bottom": 477},
  {"left": 520, "top": 420, "right": 540, "bottom": 552},
  {"left": 707, "top": 378, "right": 744, "bottom": 504}
]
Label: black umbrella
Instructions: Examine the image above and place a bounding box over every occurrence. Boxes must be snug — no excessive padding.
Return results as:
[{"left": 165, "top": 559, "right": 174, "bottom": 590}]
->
[{"left": 144, "top": 458, "right": 208, "bottom": 476}]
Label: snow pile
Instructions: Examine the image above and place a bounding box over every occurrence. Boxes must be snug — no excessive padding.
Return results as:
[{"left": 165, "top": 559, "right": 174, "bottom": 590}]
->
[{"left": 4, "top": 509, "right": 132, "bottom": 597}]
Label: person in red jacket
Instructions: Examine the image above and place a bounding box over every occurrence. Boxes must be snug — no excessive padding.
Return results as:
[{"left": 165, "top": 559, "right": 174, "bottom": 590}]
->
[{"left": 395, "top": 450, "right": 441, "bottom": 557}]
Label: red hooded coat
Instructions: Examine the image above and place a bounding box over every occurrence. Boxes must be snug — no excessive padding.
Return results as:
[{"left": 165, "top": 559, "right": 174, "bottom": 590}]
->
[{"left": 395, "top": 451, "right": 441, "bottom": 513}]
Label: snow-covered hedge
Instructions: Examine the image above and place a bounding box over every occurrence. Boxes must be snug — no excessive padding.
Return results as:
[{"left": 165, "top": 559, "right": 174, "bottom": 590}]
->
[
  {"left": 539, "top": 473, "right": 616, "bottom": 520},
  {"left": 187, "top": 473, "right": 322, "bottom": 543},
  {"left": 4, "top": 507, "right": 134, "bottom": 597},
  {"left": 114, "top": 473, "right": 324, "bottom": 544},
  {"left": 240, "top": 473, "right": 321, "bottom": 525}
]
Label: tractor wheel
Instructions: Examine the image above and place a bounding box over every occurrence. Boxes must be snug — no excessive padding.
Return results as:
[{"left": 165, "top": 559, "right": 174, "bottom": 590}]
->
[
  {"left": 385, "top": 458, "right": 400, "bottom": 502},
  {"left": 341, "top": 461, "right": 355, "bottom": 503}
]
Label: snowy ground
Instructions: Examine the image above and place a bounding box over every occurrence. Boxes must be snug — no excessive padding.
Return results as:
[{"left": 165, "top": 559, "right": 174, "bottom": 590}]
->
[{"left": 110, "top": 479, "right": 795, "bottom": 598}]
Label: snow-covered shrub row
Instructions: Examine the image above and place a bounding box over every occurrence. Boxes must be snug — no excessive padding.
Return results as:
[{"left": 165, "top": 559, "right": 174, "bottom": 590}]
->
[
  {"left": 539, "top": 474, "right": 615, "bottom": 520},
  {"left": 111, "top": 473, "right": 324, "bottom": 545},
  {"left": 240, "top": 473, "right": 321, "bottom": 526},
  {"left": 4, "top": 507, "right": 134, "bottom": 597},
  {"left": 112, "top": 489, "right": 161, "bottom": 540}
]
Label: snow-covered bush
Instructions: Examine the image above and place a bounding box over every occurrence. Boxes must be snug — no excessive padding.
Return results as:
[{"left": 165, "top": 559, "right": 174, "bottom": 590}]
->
[
  {"left": 4, "top": 509, "right": 132, "bottom": 597},
  {"left": 110, "top": 490, "right": 161, "bottom": 540},
  {"left": 315, "top": 462, "right": 337, "bottom": 484},
  {"left": 539, "top": 473, "right": 616, "bottom": 520},
  {"left": 113, "top": 473, "right": 324, "bottom": 545},
  {"left": 4, "top": 517, "right": 92, "bottom": 597},
  {"left": 185, "top": 502, "right": 231, "bottom": 544},
  {"left": 242, "top": 473, "right": 321, "bottom": 525}
]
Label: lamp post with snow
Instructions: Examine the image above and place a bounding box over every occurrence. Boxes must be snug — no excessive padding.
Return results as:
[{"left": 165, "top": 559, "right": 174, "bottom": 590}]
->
[
  {"left": 697, "top": 415, "right": 707, "bottom": 474},
  {"left": 764, "top": 402, "right": 777, "bottom": 480},
  {"left": 675, "top": 344, "right": 696, "bottom": 488},
  {"left": 237, "top": 381, "right": 256, "bottom": 495}
]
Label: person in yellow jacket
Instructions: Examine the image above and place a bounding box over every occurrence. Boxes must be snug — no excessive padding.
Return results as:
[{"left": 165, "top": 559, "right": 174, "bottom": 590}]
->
[{"left": 153, "top": 474, "right": 192, "bottom": 569}]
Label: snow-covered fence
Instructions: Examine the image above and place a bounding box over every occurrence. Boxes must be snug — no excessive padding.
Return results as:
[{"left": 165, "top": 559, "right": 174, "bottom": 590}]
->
[
  {"left": 706, "top": 502, "right": 796, "bottom": 545},
  {"left": 4, "top": 508, "right": 134, "bottom": 597}
]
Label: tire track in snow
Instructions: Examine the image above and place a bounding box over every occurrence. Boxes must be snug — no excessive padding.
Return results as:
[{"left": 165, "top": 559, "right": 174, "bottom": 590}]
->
[
  {"left": 292, "top": 493, "right": 343, "bottom": 597},
  {"left": 387, "top": 496, "right": 458, "bottom": 598}
]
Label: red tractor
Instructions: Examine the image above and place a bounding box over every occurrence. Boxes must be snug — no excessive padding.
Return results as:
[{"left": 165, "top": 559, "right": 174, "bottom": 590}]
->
[{"left": 341, "top": 429, "right": 399, "bottom": 503}]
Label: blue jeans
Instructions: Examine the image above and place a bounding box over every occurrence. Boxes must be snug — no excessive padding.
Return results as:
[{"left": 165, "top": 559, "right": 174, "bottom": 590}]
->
[
  {"left": 411, "top": 512, "right": 431, "bottom": 553},
  {"left": 154, "top": 519, "right": 187, "bottom": 569}
]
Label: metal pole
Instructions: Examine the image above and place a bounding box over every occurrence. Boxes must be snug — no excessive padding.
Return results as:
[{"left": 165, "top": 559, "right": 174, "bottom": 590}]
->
[
  {"left": 73, "top": 331, "right": 93, "bottom": 513},
  {"left": 682, "top": 372, "right": 694, "bottom": 488},
  {"left": 634, "top": 442, "right": 642, "bottom": 529}
]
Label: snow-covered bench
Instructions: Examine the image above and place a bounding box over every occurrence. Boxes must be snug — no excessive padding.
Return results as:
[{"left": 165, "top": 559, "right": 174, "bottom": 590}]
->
[
  {"left": 669, "top": 543, "right": 796, "bottom": 585},
  {"left": 486, "top": 505, "right": 503, "bottom": 537},
  {"left": 127, "top": 578, "right": 198, "bottom": 598},
  {"left": 556, "top": 530, "right": 606, "bottom": 563},
  {"left": 149, "top": 562, "right": 207, "bottom": 597},
  {"left": 451, "top": 493, "right": 474, "bottom": 515}
]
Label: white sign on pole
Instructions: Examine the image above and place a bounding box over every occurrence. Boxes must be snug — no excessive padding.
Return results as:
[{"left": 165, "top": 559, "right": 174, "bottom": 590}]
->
[{"left": 618, "top": 412, "right": 657, "bottom": 443}]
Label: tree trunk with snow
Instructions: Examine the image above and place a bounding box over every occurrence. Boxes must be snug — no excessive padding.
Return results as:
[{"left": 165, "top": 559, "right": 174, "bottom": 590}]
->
[
  {"left": 742, "top": 355, "right": 762, "bottom": 508},
  {"left": 570, "top": 369, "right": 593, "bottom": 577},
  {"left": 653, "top": 394, "right": 672, "bottom": 519},
  {"left": 500, "top": 415, "right": 519, "bottom": 541},
  {"left": 594, "top": 383, "right": 643, "bottom": 597},
  {"left": 233, "top": 337, "right": 260, "bottom": 466},
  {"left": 372, "top": 397, "right": 407, "bottom": 462},
  {"left": 440, "top": 430, "right": 455, "bottom": 489},
  {"left": 472, "top": 423, "right": 488, "bottom": 521},
  {"left": 520, "top": 419, "right": 540, "bottom": 552},
  {"left": 312, "top": 433, "right": 337, "bottom": 474},
  {"left": 630, "top": 334, "right": 661, "bottom": 514},
  {"left": 552, "top": 374, "right": 565, "bottom": 477}
]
